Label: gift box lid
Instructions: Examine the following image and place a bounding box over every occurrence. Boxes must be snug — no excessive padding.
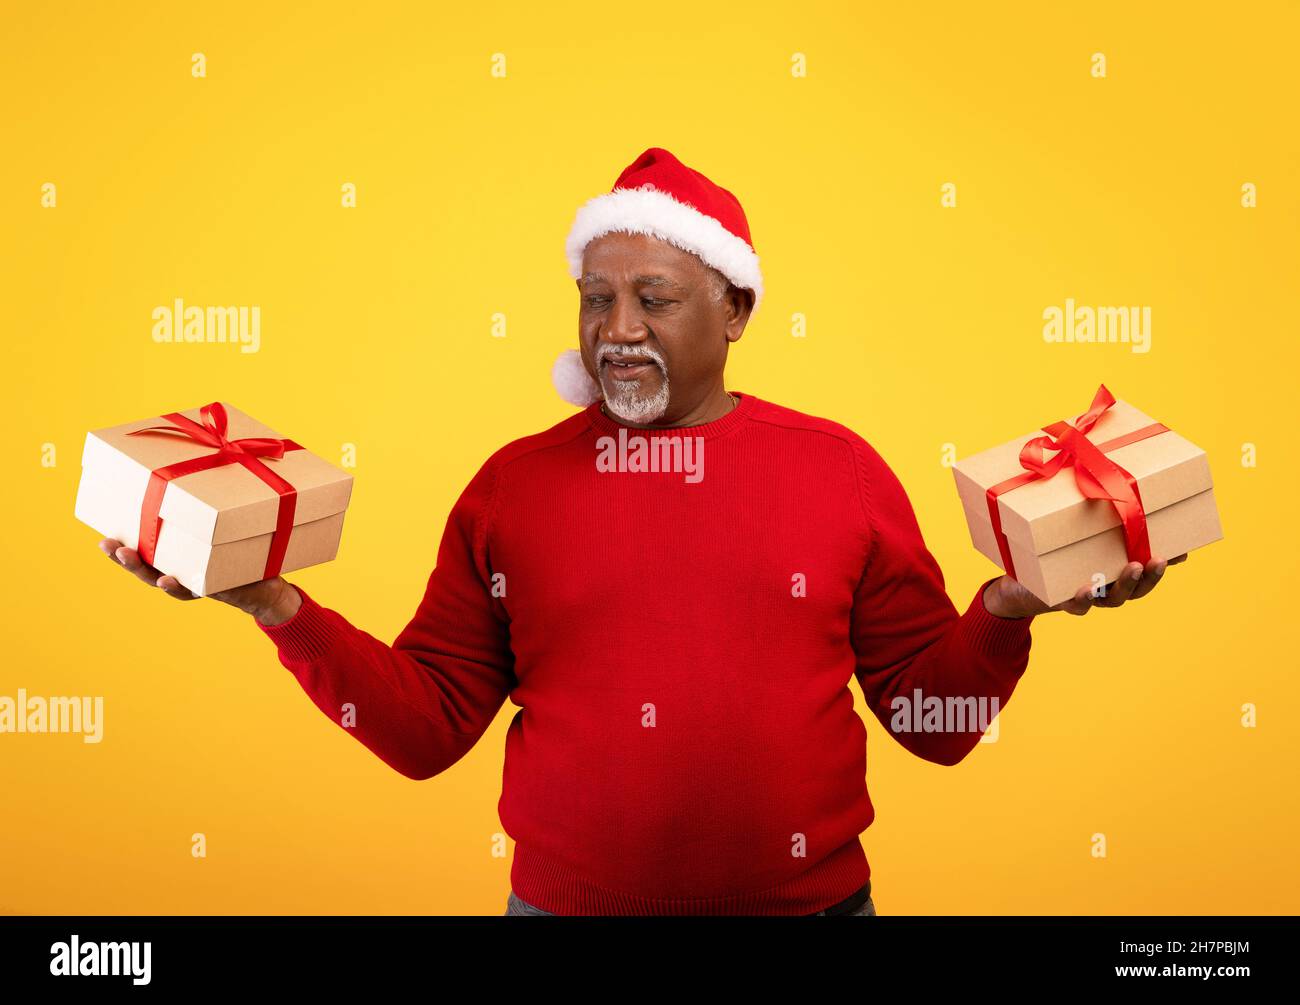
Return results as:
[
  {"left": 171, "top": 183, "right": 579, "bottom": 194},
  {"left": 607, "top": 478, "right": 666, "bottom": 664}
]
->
[
  {"left": 79, "top": 402, "right": 353, "bottom": 546},
  {"left": 951, "top": 397, "right": 1213, "bottom": 557}
]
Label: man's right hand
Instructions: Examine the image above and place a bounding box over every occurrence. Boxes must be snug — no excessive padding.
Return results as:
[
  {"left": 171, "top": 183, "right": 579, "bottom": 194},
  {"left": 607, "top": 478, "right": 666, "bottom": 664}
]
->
[{"left": 97, "top": 537, "right": 303, "bottom": 626}]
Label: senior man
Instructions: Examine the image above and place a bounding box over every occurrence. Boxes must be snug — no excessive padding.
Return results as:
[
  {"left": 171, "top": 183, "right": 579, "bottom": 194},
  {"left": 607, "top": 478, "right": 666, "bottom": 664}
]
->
[{"left": 99, "top": 147, "right": 1185, "bottom": 916}]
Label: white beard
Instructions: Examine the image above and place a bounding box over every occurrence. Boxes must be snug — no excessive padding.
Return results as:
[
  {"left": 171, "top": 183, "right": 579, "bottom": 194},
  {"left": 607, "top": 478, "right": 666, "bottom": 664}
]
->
[{"left": 602, "top": 370, "right": 670, "bottom": 423}]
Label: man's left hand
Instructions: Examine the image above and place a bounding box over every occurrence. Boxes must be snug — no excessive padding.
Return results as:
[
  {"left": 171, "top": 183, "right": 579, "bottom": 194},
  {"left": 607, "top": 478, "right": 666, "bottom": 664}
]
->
[{"left": 983, "top": 554, "right": 1189, "bottom": 619}]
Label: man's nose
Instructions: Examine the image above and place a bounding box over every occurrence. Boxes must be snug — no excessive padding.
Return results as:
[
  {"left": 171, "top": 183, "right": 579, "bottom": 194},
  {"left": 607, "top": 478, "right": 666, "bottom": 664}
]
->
[{"left": 601, "top": 295, "right": 649, "bottom": 345}]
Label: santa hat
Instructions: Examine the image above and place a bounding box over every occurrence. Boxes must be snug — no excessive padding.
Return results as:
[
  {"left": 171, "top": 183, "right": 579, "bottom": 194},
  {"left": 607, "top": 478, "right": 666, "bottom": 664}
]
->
[{"left": 552, "top": 147, "right": 763, "bottom": 406}]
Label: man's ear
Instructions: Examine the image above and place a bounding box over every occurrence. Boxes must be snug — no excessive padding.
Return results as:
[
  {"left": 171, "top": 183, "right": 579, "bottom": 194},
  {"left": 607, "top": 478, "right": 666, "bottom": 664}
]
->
[{"left": 725, "top": 286, "right": 754, "bottom": 342}]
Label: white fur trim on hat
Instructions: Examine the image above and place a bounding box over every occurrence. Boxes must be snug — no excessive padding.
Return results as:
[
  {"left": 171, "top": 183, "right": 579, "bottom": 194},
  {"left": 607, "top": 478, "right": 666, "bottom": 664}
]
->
[
  {"left": 565, "top": 184, "right": 764, "bottom": 315},
  {"left": 551, "top": 348, "right": 603, "bottom": 406}
]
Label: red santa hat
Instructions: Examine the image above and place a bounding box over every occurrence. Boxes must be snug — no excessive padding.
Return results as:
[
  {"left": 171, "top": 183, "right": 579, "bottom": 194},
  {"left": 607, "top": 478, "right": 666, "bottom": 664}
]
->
[{"left": 552, "top": 147, "right": 763, "bottom": 406}]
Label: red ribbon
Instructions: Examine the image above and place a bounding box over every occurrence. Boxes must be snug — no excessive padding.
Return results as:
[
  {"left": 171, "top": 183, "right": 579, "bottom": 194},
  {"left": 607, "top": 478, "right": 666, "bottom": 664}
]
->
[
  {"left": 984, "top": 384, "right": 1170, "bottom": 582},
  {"left": 126, "top": 402, "right": 303, "bottom": 581}
]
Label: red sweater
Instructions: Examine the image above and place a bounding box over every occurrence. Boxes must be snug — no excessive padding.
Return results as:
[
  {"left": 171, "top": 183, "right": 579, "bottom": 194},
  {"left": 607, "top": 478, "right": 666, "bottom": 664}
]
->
[{"left": 256, "top": 392, "right": 1034, "bottom": 915}]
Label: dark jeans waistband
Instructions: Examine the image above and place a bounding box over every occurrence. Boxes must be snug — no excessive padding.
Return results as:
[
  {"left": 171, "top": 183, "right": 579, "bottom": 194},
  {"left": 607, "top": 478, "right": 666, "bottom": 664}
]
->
[{"left": 806, "top": 878, "right": 872, "bottom": 916}]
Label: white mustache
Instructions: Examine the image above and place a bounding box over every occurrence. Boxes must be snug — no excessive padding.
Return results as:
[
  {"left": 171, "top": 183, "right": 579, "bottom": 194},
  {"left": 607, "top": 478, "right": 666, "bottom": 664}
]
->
[{"left": 596, "top": 345, "right": 666, "bottom": 370}]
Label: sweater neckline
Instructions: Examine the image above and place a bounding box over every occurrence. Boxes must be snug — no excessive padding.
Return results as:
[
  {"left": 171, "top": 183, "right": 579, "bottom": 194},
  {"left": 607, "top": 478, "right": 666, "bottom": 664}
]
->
[{"left": 586, "top": 391, "right": 756, "bottom": 440}]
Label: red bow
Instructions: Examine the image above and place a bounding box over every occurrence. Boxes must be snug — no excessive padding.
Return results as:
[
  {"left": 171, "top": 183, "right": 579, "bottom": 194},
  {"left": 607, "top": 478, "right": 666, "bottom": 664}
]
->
[
  {"left": 127, "top": 402, "right": 304, "bottom": 583},
  {"left": 985, "top": 385, "right": 1169, "bottom": 585}
]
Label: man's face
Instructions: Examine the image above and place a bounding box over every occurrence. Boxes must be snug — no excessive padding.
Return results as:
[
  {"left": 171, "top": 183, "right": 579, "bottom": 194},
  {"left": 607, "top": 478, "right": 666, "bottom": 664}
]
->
[{"left": 577, "top": 231, "right": 751, "bottom": 423}]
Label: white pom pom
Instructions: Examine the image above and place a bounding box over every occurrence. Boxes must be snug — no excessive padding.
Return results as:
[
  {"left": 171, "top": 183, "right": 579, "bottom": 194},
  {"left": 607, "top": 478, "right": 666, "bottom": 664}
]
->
[{"left": 551, "top": 348, "right": 602, "bottom": 406}]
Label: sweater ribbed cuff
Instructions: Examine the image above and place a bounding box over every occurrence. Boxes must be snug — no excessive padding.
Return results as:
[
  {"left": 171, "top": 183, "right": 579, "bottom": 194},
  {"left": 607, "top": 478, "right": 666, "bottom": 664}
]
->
[
  {"left": 254, "top": 585, "right": 342, "bottom": 663},
  {"left": 960, "top": 576, "right": 1034, "bottom": 660}
]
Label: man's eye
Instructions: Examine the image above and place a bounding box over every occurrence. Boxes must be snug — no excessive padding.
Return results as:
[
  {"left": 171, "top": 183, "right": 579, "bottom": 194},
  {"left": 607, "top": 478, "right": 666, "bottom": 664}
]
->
[{"left": 583, "top": 295, "right": 671, "bottom": 307}]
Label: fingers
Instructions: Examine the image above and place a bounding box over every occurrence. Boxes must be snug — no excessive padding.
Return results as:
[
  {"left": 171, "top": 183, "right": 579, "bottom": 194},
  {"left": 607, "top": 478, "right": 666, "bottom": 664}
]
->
[
  {"left": 1129, "top": 557, "right": 1171, "bottom": 600},
  {"left": 99, "top": 537, "right": 196, "bottom": 599},
  {"left": 1093, "top": 561, "right": 1144, "bottom": 607},
  {"left": 157, "top": 575, "right": 198, "bottom": 601},
  {"left": 114, "top": 545, "right": 160, "bottom": 587},
  {"left": 1066, "top": 552, "right": 1189, "bottom": 615},
  {"left": 1059, "top": 585, "right": 1096, "bottom": 616}
]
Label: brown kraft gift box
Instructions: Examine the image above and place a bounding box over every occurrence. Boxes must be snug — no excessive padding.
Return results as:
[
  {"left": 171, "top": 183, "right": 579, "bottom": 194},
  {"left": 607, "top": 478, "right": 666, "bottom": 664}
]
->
[
  {"left": 75, "top": 401, "right": 353, "bottom": 597},
  {"left": 951, "top": 385, "right": 1223, "bottom": 607}
]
